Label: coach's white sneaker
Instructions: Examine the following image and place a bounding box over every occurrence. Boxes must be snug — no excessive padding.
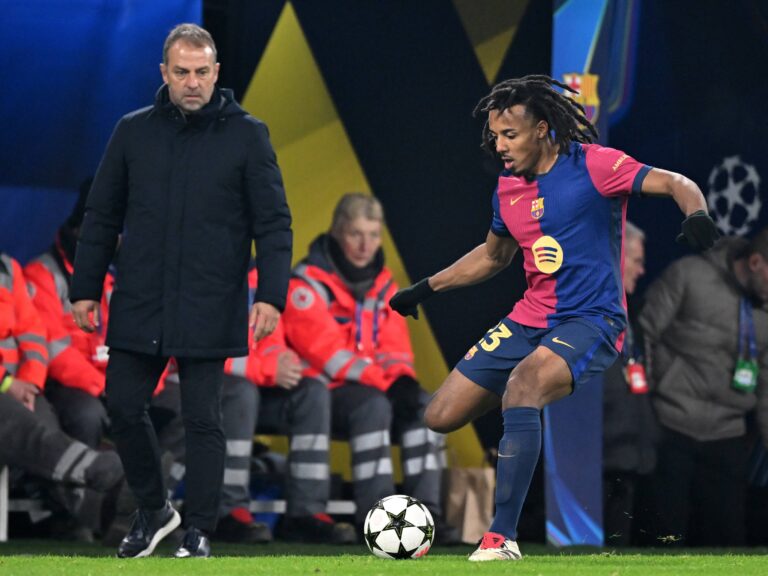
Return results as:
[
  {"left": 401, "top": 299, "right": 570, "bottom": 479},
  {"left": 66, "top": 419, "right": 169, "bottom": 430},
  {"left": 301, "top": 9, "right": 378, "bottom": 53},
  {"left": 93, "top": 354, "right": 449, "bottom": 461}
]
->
[{"left": 468, "top": 531, "right": 522, "bottom": 562}]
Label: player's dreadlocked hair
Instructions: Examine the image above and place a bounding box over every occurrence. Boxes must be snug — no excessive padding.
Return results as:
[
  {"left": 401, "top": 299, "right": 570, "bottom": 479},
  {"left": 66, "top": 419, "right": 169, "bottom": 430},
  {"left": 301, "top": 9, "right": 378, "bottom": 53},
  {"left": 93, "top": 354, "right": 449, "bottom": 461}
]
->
[{"left": 473, "top": 74, "right": 599, "bottom": 156}]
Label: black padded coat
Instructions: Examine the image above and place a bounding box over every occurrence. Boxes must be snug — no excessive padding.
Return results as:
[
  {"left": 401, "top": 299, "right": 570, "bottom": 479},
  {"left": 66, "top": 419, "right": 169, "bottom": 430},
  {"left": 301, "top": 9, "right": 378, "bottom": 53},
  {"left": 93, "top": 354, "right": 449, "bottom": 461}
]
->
[{"left": 71, "top": 86, "right": 292, "bottom": 358}]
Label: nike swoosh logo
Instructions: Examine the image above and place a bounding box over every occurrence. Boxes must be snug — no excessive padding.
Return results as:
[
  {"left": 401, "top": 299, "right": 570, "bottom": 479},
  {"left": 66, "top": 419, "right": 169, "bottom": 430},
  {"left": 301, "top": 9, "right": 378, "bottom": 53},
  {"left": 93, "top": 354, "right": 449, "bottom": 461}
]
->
[
  {"left": 552, "top": 336, "right": 575, "bottom": 349},
  {"left": 510, "top": 194, "right": 525, "bottom": 206}
]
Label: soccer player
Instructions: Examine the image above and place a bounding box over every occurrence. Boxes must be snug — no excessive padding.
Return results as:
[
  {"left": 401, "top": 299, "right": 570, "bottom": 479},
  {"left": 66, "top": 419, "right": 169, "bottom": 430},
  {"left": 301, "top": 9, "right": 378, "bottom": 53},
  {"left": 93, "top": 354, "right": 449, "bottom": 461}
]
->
[{"left": 389, "top": 75, "right": 719, "bottom": 561}]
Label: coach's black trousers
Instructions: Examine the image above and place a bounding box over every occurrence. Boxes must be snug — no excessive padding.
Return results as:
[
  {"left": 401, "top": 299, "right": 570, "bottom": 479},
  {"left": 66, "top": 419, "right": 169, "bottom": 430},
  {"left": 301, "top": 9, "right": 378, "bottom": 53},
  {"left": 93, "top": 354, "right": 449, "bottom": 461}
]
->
[{"left": 106, "top": 349, "right": 225, "bottom": 533}]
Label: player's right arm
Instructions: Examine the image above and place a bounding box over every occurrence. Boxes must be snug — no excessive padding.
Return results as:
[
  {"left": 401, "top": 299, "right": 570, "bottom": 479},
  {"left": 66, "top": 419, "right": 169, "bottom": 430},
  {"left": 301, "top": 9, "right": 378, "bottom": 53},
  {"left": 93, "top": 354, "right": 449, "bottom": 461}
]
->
[
  {"left": 390, "top": 230, "right": 518, "bottom": 319},
  {"left": 430, "top": 230, "right": 518, "bottom": 291}
]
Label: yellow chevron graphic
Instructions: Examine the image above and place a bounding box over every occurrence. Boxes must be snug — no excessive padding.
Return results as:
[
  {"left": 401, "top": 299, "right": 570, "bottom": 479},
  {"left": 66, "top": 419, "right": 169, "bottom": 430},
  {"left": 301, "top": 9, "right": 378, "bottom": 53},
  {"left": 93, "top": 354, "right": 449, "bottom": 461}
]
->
[
  {"left": 453, "top": 0, "right": 530, "bottom": 84},
  {"left": 242, "top": 2, "right": 484, "bottom": 471}
]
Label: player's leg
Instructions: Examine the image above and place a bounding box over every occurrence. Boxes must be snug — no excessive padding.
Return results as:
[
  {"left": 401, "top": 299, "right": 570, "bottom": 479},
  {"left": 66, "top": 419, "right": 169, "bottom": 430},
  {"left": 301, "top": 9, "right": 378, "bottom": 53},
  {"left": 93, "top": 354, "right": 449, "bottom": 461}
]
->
[
  {"left": 427, "top": 318, "right": 550, "bottom": 434},
  {"left": 472, "top": 319, "right": 618, "bottom": 561},
  {"left": 424, "top": 369, "right": 501, "bottom": 433},
  {"left": 477, "top": 345, "right": 571, "bottom": 558}
]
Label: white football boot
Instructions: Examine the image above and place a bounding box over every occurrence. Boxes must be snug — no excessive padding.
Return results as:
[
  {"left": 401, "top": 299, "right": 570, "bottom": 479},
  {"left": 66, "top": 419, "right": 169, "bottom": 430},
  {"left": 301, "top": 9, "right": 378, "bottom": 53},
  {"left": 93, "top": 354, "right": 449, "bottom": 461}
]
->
[{"left": 468, "top": 531, "right": 522, "bottom": 562}]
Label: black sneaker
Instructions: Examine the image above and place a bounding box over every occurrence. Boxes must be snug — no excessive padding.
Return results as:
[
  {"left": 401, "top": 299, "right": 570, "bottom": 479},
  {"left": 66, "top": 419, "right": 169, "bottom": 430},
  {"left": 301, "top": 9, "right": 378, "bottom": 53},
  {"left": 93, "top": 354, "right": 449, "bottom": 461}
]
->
[
  {"left": 116, "top": 501, "right": 181, "bottom": 558},
  {"left": 174, "top": 527, "right": 211, "bottom": 558},
  {"left": 278, "top": 513, "right": 357, "bottom": 545},
  {"left": 213, "top": 510, "right": 272, "bottom": 543}
]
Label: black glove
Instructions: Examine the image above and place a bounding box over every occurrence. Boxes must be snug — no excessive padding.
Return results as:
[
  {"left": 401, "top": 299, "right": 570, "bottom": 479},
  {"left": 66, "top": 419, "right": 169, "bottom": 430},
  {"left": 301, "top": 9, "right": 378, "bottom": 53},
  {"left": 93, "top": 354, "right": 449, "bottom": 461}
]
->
[
  {"left": 676, "top": 210, "right": 720, "bottom": 250},
  {"left": 389, "top": 278, "right": 435, "bottom": 319},
  {"left": 386, "top": 376, "right": 423, "bottom": 419}
]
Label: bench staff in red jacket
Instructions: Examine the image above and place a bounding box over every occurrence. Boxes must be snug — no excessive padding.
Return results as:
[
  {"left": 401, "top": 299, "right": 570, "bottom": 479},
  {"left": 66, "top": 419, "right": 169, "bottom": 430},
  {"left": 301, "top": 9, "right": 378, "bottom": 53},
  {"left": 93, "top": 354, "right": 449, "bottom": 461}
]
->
[{"left": 282, "top": 194, "right": 455, "bottom": 539}]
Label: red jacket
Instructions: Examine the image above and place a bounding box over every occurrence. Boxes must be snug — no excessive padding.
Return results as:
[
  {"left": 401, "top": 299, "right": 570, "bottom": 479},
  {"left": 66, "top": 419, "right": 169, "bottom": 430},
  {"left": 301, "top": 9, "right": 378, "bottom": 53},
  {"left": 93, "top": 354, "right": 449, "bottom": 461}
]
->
[
  {"left": 0, "top": 254, "right": 48, "bottom": 389},
  {"left": 223, "top": 269, "right": 290, "bottom": 387},
  {"left": 282, "top": 236, "right": 415, "bottom": 391},
  {"left": 24, "top": 242, "right": 112, "bottom": 397}
]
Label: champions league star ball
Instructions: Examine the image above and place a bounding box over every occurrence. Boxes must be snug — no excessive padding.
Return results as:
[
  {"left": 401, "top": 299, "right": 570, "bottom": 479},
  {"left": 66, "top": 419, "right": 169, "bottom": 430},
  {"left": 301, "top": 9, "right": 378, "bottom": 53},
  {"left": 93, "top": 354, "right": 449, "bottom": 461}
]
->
[
  {"left": 363, "top": 495, "right": 435, "bottom": 559},
  {"left": 707, "top": 155, "right": 762, "bottom": 237}
]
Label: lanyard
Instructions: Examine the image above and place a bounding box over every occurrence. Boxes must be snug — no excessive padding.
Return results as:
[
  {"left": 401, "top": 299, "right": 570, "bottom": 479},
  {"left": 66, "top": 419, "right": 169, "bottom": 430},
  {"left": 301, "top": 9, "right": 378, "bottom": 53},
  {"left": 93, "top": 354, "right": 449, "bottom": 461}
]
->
[
  {"left": 355, "top": 302, "right": 363, "bottom": 349},
  {"left": 739, "top": 297, "right": 758, "bottom": 361},
  {"left": 622, "top": 321, "right": 636, "bottom": 363}
]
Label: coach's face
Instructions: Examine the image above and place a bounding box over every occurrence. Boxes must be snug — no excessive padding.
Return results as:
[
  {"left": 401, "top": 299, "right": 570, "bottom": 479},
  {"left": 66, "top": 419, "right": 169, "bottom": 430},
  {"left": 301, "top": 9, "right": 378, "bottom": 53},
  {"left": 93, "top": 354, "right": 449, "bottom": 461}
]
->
[
  {"left": 160, "top": 40, "right": 219, "bottom": 113},
  {"left": 488, "top": 105, "right": 549, "bottom": 177}
]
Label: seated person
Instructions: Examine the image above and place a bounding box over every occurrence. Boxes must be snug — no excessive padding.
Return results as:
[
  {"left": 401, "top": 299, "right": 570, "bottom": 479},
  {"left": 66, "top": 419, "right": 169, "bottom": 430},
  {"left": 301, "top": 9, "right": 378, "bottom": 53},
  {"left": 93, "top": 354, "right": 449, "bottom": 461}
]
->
[
  {"left": 24, "top": 179, "right": 110, "bottom": 447},
  {"left": 1, "top": 251, "right": 48, "bottom": 409},
  {"left": 0, "top": 392, "right": 123, "bottom": 494},
  {"left": 216, "top": 268, "right": 355, "bottom": 544},
  {"left": 282, "top": 193, "right": 456, "bottom": 540},
  {"left": 1, "top": 250, "right": 122, "bottom": 537}
]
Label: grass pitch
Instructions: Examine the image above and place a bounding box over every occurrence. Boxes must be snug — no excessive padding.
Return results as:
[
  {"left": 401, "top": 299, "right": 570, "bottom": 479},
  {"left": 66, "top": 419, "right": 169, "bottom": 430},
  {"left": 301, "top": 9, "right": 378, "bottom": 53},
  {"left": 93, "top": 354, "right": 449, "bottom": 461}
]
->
[{"left": 0, "top": 540, "right": 766, "bottom": 576}]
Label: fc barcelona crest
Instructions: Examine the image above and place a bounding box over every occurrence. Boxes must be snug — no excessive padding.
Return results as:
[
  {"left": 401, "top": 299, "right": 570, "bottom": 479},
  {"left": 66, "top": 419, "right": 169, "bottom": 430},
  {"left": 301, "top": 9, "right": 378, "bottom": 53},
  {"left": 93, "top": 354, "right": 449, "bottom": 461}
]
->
[
  {"left": 562, "top": 72, "right": 600, "bottom": 123},
  {"left": 531, "top": 198, "right": 544, "bottom": 220}
]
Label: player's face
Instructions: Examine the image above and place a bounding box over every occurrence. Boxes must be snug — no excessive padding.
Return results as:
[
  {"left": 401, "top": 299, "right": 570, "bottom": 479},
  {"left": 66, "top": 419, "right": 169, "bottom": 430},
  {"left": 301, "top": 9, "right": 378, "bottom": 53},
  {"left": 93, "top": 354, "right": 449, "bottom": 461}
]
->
[
  {"left": 623, "top": 236, "right": 645, "bottom": 295},
  {"left": 746, "top": 253, "right": 768, "bottom": 303},
  {"left": 160, "top": 41, "right": 219, "bottom": 114},
  {"left": 337, "top": 217, "right": 382, "bottom": 268},
  {"left": 488, "top": 105, "right": 549, "bottom": 176}
]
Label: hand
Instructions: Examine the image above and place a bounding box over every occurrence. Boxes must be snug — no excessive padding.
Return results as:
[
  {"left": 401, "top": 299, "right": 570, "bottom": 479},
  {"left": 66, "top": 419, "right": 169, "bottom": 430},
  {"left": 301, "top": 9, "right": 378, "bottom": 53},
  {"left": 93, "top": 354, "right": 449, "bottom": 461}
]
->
[
  {"left": 676, "top": 210, "right": 720, "bottom": 250},
  {"left": 7, "top": 378, "right": 39, "bottom": 411},
  {"left": 72, "top": 300, "right": 100, "bottom": 333},
  {"left": 275, "top": 351, "right": 303, "bottom": 390},
  {"left": 386, "top": 376, "right": 423, "bottom": 419},
  {"left": 389, "top": 278, "right": 435, "bottom": 319},
  {"left": 250, "top": 302, "right": 280, "bottom": 342}
]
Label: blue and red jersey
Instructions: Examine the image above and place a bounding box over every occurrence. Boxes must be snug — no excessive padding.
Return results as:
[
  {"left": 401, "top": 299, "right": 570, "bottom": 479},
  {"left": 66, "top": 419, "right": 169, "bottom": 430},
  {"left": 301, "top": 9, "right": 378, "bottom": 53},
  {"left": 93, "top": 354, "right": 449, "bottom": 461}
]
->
[{"left": 490, "top": 142, "right": 651, "bottom": 349}]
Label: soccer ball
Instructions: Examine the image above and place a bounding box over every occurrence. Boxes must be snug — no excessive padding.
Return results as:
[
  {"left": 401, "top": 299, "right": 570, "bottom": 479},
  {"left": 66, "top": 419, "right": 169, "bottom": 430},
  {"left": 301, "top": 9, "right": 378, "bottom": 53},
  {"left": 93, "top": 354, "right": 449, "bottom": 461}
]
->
[
  {"left": 363, "top": 495, "right": 435, "bottom": 559},
  {"left": 707, "top": 155, "right": 762, "bottom": 237}
]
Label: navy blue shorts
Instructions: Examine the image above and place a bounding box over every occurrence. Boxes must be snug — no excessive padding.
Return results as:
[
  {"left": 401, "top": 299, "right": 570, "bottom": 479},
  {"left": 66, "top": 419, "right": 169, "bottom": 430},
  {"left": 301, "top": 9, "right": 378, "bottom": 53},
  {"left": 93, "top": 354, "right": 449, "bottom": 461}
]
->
[{"left": 455, "top": 317, "right": 620, "bottom": 397}]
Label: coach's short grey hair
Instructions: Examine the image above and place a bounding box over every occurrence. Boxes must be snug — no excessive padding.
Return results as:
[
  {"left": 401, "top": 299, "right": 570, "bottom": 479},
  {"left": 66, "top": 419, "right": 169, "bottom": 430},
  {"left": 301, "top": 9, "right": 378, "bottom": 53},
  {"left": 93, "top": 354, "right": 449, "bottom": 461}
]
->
[{"left": 163, "top": 23, "right": 217, "bottom": 64}]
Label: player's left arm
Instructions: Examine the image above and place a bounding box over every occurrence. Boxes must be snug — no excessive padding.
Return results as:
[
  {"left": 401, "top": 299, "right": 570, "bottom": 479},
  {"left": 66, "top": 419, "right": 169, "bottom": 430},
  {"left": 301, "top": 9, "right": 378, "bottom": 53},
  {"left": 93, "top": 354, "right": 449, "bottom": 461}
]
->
[
  {"left": 640, "top": 168, "right": 720, "bottom": 250},
  {"left": 639, "top": 168, "right": 706, "bottom": 215}
]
